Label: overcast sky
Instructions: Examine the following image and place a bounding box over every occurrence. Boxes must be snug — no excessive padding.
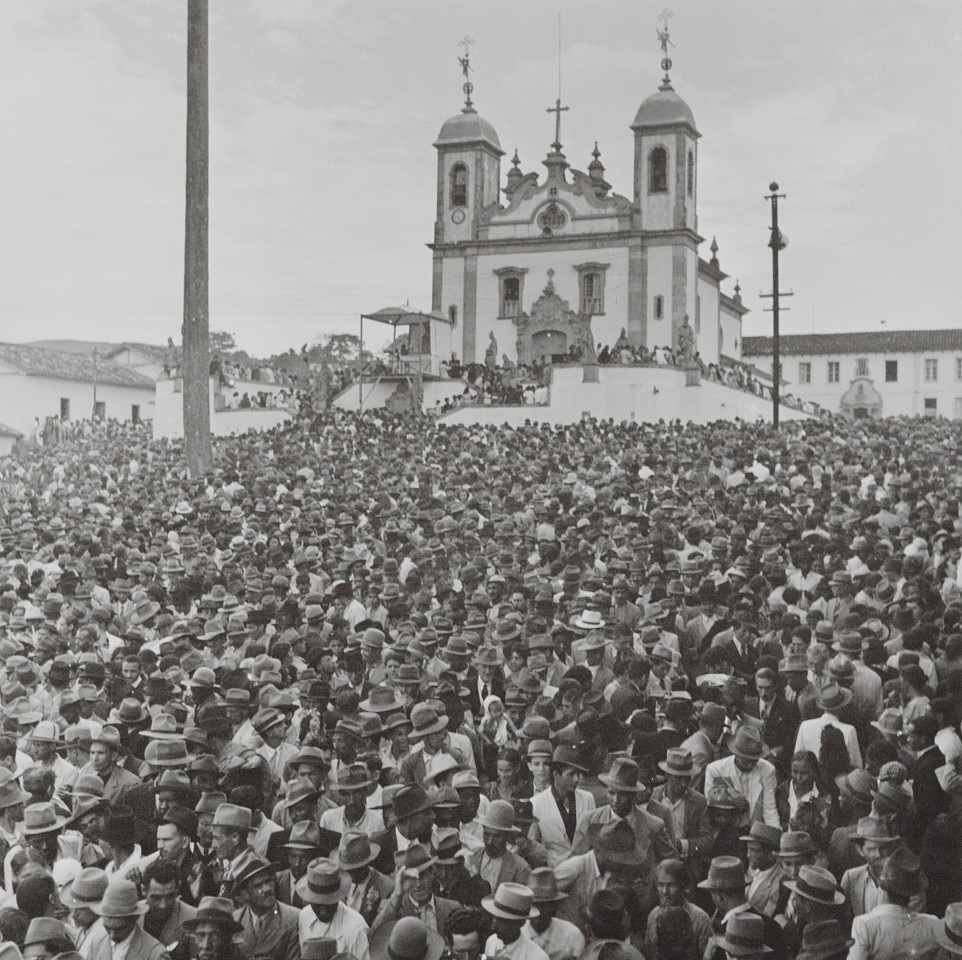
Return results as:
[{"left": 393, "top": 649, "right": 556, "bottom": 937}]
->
[{"left": 1, "top": 1, "right": 959, "bottom": 357}]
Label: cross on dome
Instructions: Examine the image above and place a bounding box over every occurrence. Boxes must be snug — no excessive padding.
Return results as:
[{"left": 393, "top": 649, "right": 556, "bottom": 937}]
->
[{"left": 657, "top": 8, "right": 675, "bottom": 89}]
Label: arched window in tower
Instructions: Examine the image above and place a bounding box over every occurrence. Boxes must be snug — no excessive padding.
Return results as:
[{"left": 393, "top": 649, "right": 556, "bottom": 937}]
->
[
  {"left": 687, "top": 151, "right": 694, "bottom": 197},
  {"left": 450, "top": 164, "right": 468, "bottom": 207},
  {"left": 649, "top": 147, "right": 668, "bottom": 193},
  {"left": 654, "top": 295, "right": 665, "bottom": 320}
]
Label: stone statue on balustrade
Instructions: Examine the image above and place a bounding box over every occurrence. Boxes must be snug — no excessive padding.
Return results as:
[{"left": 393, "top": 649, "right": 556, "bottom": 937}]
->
[
  {"left": 677, "top": 314, "right": 696, "bottom": 367},
  {"left": 485, "top": 331, "right": 498, "bottom": 370}
]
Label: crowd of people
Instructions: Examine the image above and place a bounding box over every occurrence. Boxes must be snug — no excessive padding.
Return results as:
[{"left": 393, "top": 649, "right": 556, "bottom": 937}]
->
[{"left": 0, "top": 405, "right": 960, "bottom": 960}]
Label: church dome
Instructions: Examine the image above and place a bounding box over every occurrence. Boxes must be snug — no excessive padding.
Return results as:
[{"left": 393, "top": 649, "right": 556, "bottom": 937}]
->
[
  {"left": 631, "top": 84, "right": 697, "bottom": 132},
  {"left": 435, "top": 107, "right": 503, "bottom": 153}
]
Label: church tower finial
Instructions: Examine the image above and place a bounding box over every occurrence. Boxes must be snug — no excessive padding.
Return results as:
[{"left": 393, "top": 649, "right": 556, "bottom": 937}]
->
[
  {"left": 458, "top": 35, "right": 475, "bottom": 112},
  {"left": 657, "top": 8, "right": 674, "bottom": 90}
]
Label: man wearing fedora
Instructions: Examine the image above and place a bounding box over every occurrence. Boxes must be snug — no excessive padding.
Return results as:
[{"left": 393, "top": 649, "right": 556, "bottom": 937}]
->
[
  {"left": 793, "top": 683, "right": 861, "bottom": 770},
  {"left": 780, "top": 864, "right": 844, "bottom": 959},
  {"left": 848, "top": 849, "right": 939, "bottom": 960},
  {"left": 740, "top": 823, "right": 785, "bottom": 918},
  {"left": 571, "top": 756, "right": 675, "bottom": 871},
  {"left": 704, "top": 727, "right": 780, "bottom": 829},
  {"left": 25, "top": 722, "right": 77, "bottom": 794},
  {"left": 554, "top": 818, "right": 649, "bottom": 931},
  {"left": 371, "top": 842, "right": 460, "bottom": 938},
  {"left": 530, "top": 746, "right": 595, "bottom": 868},
  {"left": 182, "top": 895, "right": 246, "bottom": 960},
  {"left": 840, "top": 817, "right": 924, "bottom": 917},
  {"left": 651, "top": 749, "right": 712, "bottom": 882},
  {"left": 231, "top": 849, "right": 301, "bottom": 960},
  {"left": 85, "top": 878, "right": 170, "bottom": 960},
  {"left": 481, "top": 882, "right": 548, "bottom": 960},
  {"left": 465, "top": 799, "right": 530, "bottom": 890},
  {"left": 743, "top": 668, "right": 800, "bottom": 772},
  {"left": 431, "top": 827, "right": 490, "bottom": 908},
  {"left": 210, "top": 802, "right": 256, "bottom": 902},
  {"left": 521, "top": 867, "right": 585, "bottom": 960},
  {"left": 697, "top": 856, "right": 784, "bottom": 960},
  {"left": 320, "top": 763, "right": 385, "bottom": 836},
  {"left": 276, "top": 821, "right": 324, "bottom": 910},
  {"left": 369, "top": 785, "right": 436, "bottom": 878},
  {"left": 297, "top": 856, "right": 370, "bottom": 959},
  {"left": 680, "top": 703, "right": 726, "bottom": 792},
  {"left": 81, "top": 727, "right": 140, "bottom": 805},
  {"left": 334, "top": 831, "right": 393, "bottom": 926}
]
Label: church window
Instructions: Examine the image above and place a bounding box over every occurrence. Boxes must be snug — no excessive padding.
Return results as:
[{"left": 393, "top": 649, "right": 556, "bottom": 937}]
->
[
  {"left": 828, "top": 362, "right": 840, "bottom": 383},
  {"left": 799, "top": 362, "right": 811, "bottom": 384},
  {"left": 925, "top": 397, "right": 937, "bottom": 415},
  {"left": 925, "top": 358, "right": 938, "bottom": 381},
  {"left": 448, "top": 305, "right": 458, "bottom": 325},
  {"left": 575, "top": 262, "right": 609, "bottom": 315},
  {"left": 450, "top": 164, "right": 468, "bottom": 207},
  {"left": 538, "top": 203, "right": 567, "bottom": 234},
  {"left": 856, "top": 358, "right": 869, "bottom": 377},
  {"left": 887, "top": 361, "right": 899, "bottom": 382},
  {"left": 649, "top": 147, "right": 668, "bottom": 193},
  {"left": 687, "top": 151, "right": 694, "bottom": 197},
  {"left": 494, "top": 267, "right": 527, "bottom": 319},
  {"left": 654, "top": 295, "right": 665, "bottom": 320},
  {"left": 695, "top": 295, "right": 701, "bottom": 333}
]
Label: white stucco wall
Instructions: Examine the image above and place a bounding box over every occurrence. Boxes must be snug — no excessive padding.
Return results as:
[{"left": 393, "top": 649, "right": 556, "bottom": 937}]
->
[
  {"left": 0, "top": 366, "right": 155, "bottom": 435},
  {"left": 154, "top": 377, "right": 292, "bottom": 439},
  {"left": 440, "top": 364, "right": 811, "bottom": 427},
  {"left": 746, "top": 348, "right": 962, "bottom": 418}
]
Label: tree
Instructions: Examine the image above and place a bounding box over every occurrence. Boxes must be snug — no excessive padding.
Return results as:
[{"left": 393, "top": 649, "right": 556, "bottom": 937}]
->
[
  {"left": 182, "top": 0, "right": 212, "bottom": 476},
  {"left": 312, "top": 333, "right": 372, "bottom": 366},
  {"left": 210, "top": 330, "right": 237, "bottom": 355}
]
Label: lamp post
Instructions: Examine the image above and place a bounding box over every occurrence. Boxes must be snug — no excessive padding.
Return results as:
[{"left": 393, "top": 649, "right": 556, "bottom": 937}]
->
[{"left": 763, "top": 183, "right": 788, "bottom": 427}]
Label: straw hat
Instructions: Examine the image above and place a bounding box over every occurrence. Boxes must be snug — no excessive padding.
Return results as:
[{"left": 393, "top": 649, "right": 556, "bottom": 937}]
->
[
  {"left": 370, "top": 918, "right": 445, "bottom": 960},
  {"left": 90, "top": 879, "right": 147, "bottom": 918},
  {"left": 784, "top": 865, "right": 845, "bottom": 906},
  {"left": 481, "top": 882, "right": 539, "bottom": 921}
]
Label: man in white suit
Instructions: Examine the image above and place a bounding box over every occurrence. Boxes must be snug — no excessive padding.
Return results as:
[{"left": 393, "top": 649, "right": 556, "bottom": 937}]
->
[
  {"left": 703, "top": 726, "right": 779, "bottom": 828},
  {"left": 530, "top": 745, "right": 596, "bottom": 867}
]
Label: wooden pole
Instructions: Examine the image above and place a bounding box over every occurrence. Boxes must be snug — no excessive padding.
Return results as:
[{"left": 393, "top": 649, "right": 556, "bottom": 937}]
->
[{"left": 182, "top": 0, "right": 212, "bottom": 475}]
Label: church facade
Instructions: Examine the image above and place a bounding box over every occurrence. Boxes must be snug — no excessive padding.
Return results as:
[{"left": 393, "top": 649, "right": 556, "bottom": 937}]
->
[{"left": 429, "top": 66, "right": 748, "bottom": 368}]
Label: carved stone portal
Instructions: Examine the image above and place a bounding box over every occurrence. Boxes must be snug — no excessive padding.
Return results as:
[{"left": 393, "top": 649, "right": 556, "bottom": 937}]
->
[
  {"left": 514, "top": 269, "right": 594, "bottom": 366},
  {"left": 839, "top": 378, "right": 882, "bottom": 419}
]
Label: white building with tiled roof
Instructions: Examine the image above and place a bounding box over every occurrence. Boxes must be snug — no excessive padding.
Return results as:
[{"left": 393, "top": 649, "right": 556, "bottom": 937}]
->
[
  {"left": 0, "top": 342, "right": 155, "bottom": 436},
  {"left": 742, "top": 330, "right": 962, "bottom": 419}
]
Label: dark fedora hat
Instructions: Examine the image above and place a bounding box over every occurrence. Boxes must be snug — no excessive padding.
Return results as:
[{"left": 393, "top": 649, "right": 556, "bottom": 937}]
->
[{"left": 98, "top": 804, "right": 136, "bottom": 846}]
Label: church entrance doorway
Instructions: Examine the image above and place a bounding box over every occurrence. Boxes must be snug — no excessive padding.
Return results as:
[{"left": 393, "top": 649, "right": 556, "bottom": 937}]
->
[{"left": 530, "top": 329, "right": 567, "bottom": 364}]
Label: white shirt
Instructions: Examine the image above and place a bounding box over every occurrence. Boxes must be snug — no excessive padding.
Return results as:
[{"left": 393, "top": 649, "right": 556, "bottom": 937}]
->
[
  {"left": 319, "top": 805, "right": 384, "bottom": 835},
  {"left": 298, "top": 902, "right": 370, "bottom": 960},
  {"left": 485, "top": 933, "right": 551, "bottom": 960},
  {"left": 105, "top": 844, "right": 142, "bottom": 884},
  {"left": 109, "top": 926, "right": 136, "bottom": 960},
  {"left": 522, "top": 918, "right": 586, "bottom": 960}
]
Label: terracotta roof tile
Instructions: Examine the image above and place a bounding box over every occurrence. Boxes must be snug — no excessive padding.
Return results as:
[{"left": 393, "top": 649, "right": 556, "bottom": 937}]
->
[
  {"left": 742, "top": 329, "right": 962, "bottom": 357},
  {"left": 0, "top": 343, "right": 154, "bottom": 388}
]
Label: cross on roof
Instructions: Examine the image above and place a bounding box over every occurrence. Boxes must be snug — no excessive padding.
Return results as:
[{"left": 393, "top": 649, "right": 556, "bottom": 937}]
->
[{"left": 546, "top": 98, "right": 569, "bottom": 153}]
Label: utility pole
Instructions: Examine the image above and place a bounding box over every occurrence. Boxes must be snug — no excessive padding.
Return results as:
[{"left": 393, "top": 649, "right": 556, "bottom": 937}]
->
[
  {"left": 182, "top": 0, "right": 212, "bottom": 475},
  {"left": 761, "top": 183, "right": 791, "bottom": 427},
  {"left": 91, "top": 346, "right": 99, "bottom": 419}
]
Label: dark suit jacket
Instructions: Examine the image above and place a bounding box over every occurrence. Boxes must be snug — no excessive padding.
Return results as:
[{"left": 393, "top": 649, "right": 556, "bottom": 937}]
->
[
  {"left": 909, "top": 743, "right": 949, "bottom": 850},
  {"left": 275, "top": 870, "right": 308, "bottom": 910},
  {"left": 370, "top": 827, "right": 400, "bottom": 877},
  {"left": 744, "top": 695, "right": 800, "bottom": 757},
  {"left": 650, "top": 784, "right": 712, "bottom": 868},
  {"left": 372, "top": 892, "right": 461, "bottom": 938},
  {"left": 234, "top": 901, "right": 301, "bottom": 960},
  {"left": 466, "top": 668, "right": 506, "bottom": 718}
]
